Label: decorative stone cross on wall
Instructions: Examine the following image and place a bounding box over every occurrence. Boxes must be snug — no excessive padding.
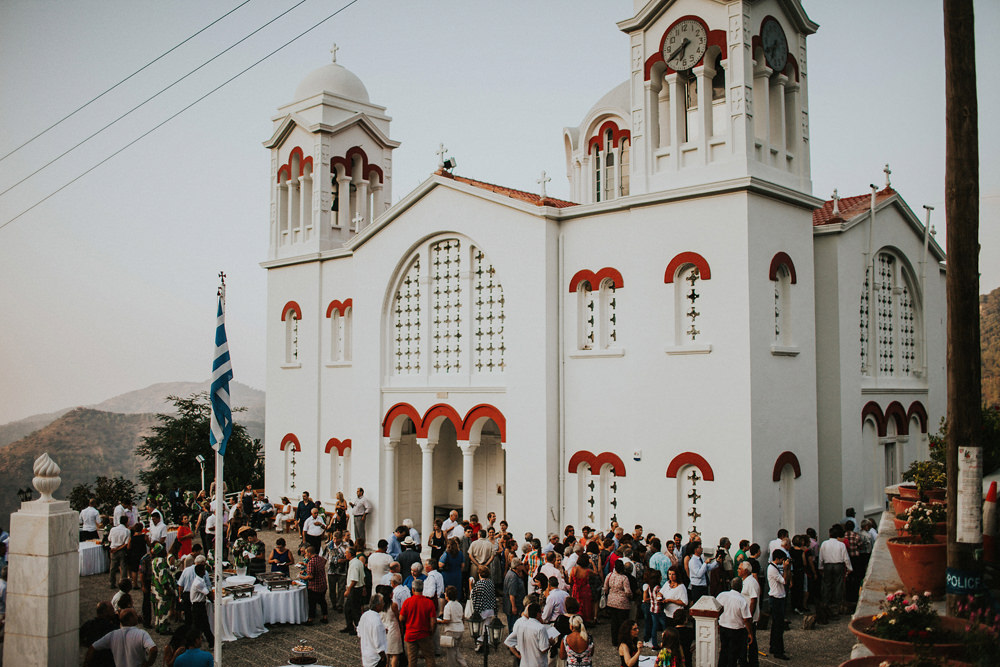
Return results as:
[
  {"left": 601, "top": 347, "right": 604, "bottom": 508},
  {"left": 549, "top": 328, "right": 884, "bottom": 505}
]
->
[
  {"left": 436, "top": 143, "right": 448, "bottom": 169},
  {"left": 884, "top": 163, "right": 892, "bottom": 188},
  {"left": 686, "top": 468, "right": 702, "bottom": 533},
  {"left": 537, "top": 171, "right": 551, "bottom": 199}
]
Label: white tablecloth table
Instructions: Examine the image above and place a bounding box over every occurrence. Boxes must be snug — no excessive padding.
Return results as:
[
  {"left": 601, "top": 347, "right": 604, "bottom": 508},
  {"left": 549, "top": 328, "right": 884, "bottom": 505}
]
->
[
  {"left": 166, "top": 530, "right": 176, "bottom": 553},
  {"left": 208, "top": 592, "right": 269, "bottom": 642},
  {"left": 79, "top": 541, "right": 108, "bottom": 576},
  {"left": 256, "top": 583, "right": 308, "bottom": 625}
]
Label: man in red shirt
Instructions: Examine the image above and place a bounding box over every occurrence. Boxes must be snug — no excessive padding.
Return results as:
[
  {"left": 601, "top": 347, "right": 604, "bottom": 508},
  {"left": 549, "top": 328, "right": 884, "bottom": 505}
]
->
[{"left": 398, "top": 578, "right": 437, "bottom": 667}]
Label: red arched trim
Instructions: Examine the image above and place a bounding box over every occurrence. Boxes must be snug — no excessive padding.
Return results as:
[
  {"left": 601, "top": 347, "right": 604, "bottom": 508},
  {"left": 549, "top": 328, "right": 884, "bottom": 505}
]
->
[
  {"left": 281, "top": 301, "right": 302, "bottom": 321},
  {"left": 594, "top": 452, "right": 627, "bottom": 477},
  {"left": 568, "top": 450, "right": 596, "bottom": 473},
  {"left": 325, "top": 438, "right": 352, "bottom": 455},
  {"left": 460, "top": 404, "right": 507, "bottom": 442},
  {"left": 568, "top": 267, "right": 625, "bottom": 293},
  {"left": 884, "top": 401, "right": 909, "bottom": 436},
  {"left": 276, "top": 147, "right": 313, "bottom": 183},
  {"left": 907, "top": 401, "right": 929, "bottom": 434},
  {"left": 772, "top": 451, "right": 802, "bottom": 482},
  {"left": 666, "top": 452, "right": 715, "bottom": 481},
  {"left": 587, "top": 120, "right": 631, "bottom": 153},
  {"left": 325, "top": 298, "right": 353, "bottom": 317},
  {"left": 862, "top": 401, "right": 886, "bottom": 437},
  {"left": 664, "top": 252, "right": 711, "bottom": 282},
  {"left": 645, "top": 16, "right": 726, "bottom": 80},
  {"left": 421, "top": 404, "right": 463, "bottom": 437},
  {"left": 768, "top": 252, "right": 798, "bottom": 284},
  {"left": 280, "top": 433, "right": 301, "bottom": 452},
  {"left": 331, "top": 146, "right": 384, "bottom": 184},
  {"left": 382, "top": 403, "right": 422, "bottom": 437}
]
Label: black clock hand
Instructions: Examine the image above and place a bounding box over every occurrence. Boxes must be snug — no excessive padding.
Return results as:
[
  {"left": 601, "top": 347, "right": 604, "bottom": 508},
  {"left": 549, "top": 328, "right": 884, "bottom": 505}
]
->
[{"left": 667, "top": 38, "right": 690, "bottom": 63}]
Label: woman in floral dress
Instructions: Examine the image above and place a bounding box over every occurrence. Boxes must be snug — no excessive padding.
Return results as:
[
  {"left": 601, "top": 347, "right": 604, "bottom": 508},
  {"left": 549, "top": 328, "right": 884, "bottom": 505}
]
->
[{"left": 150, "top": 543, "right": 176, "bottom": 633}]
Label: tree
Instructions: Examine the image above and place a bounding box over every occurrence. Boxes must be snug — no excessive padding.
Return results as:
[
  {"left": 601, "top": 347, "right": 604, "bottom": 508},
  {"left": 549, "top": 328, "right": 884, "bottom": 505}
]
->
[
  {"left": 136, "top": 393, "right": 263, "bottom": 493},
  {"left": 68, "top": 476, "right": 138, "bottom": 516},
  {"left": 929, "top": 404, "right": 1000, "bottom": 476}
]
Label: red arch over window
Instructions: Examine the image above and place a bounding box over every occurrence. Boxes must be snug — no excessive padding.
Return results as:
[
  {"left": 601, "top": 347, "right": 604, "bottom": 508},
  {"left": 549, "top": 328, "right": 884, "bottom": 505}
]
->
[
  {"left": 280, "top": 433, "right": 301, "bottom": 452},
  {"left": 382, "top": 403, "right": 422, "bottom": 437},
  {"left": 421, "top": 404, "right": 464, "bottom": 437},
  {"left": 460, "top": 404, "right": 507, "bottom": 442},
  {"left": 884, "top": 401, "right": 909, "bottom": 436},
  {"left": 768, "top": 252, "right": 798, "bottom": 284},
  {"left": 568, "top": 450, "right": 597, "bottom": 472},
  {"left": 325, "top": 438, "right": 352, "bottom": 455},
  {"left": 664, "top": 252, "right": 711, "bottom": 282},
  {"left": 587, "top": 120, "right": 631, "bottom": 153},
  {"left": 331, "top": 146, "right": 384, "bottom": 183},
  {"left": 907, "top": 401, "right": 929, "bottom": 434},
  {"left": 276, "top": 146, "right": 314, "bottom": 183},
  {"left": 666, "top": 452, "right": 715, "bottom": 481},
  {"left": 281, "top": 301, "right": 302, "bottom": 321},
  {"left": 568, "top": 267, "right": 625, "bottom": 292},
  {"left": 567, "top": 451, "right": 627, "bottom": 476},
  {"left": 326, "top": 298, "right": 353, "bottom": 317},
  {"left": 772, "top": 451, "right": 802, "bottom": 482},
  {"left": 862, "top": 401, "right": 886, "bottom": 437}
]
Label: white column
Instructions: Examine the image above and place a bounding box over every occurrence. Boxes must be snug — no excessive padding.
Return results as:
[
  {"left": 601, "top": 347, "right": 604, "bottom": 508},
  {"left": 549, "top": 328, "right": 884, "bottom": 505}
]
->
[
  {"left": 690, "top": 595, "right": 722, "bottom": 667},
  {"left": 693, "top": 64, "right": 713, "bottom": 163},
  {"left": 769, "top": 73, "right": 788, "bottom": 167},
  {"left": 299, "top": 173, "right": 312, "bottom": 235},
  {"left": 418, "top": 439, "right": 436, "bottom": 537},
  {"left": 287, "top": 179, "right": 299, "bottom": 241},
  {"left": 666, "top": 73, "right": 684, "bottom": 171},
  {"left": 336, "top": 175, "right": 352, "bottom": 229},
  {"left": 355, "top": 179, "right": 369, "bottom": 228},
  {"left": 383, "top": 439, "right": 398, "bottom": 527},
  {"left": 753, "top": 62, "right": 773, "bottom": 153},
  {"left": 460, "top": 442, "right": 479, "bottom": 520},
  {"left": 371, "top": 182, "right": 384, "bottom": 221}
]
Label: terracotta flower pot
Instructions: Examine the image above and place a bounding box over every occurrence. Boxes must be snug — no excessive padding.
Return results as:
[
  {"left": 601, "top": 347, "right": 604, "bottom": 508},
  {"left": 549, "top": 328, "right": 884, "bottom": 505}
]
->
[
  {"left": 886, "top": 537, "right": 947, "bottom": 597},
  {"left": 924, "top": 487, "right": 946, "bottom": 501},
  {"left": 848, "top": 615, "right": 968, "bottom": 659},
  {"left": 898, "top": 484, "right": 921, "bottom": 500},
  {"left": 892, "top": 518, "right": 947, "bottom": 538},
  {"left": 838, "top": 654, "right": 969, "bottom": 667},
  {"left": 892, "top": 497, "right": 917, "bottom": 516}
]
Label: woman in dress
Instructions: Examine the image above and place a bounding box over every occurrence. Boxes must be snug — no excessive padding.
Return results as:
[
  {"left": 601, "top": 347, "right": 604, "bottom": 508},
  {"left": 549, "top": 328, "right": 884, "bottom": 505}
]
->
[
  {"left": 175, "top": 515, "right": 193, "bottom": 558},
  {"left": 376, "top": 584, "right": 404, "bottom": 667},
  {"left": 603, "top": 559, "right": 633, "bottom": 646},
  {"left": 438, "top": 537, "right": 465, "bottom": 598},
  {"left": 334, "top": 491, "right": 349, "bottom": 532},
  {"left": 470, "top": 566, "right": 496, "bottom": 649},
  {"left": 268, "top": 537, "right": 293, "bottom": 575},
  {"left": 126, "top": 523, "right": 145, "bottom": 588},
  {"left": 439, "top": 585, "right": 469, "bottom": 667},
  {"left": 570, "top": 553, "right": 595, "bottom": 623},
  {"left": 276, "top": 497, "right": 295, "bottom": 534},
  {"left": 429, "top": 519, "right": 447, "bottom": 563},
  {"left": 641, "top": 568, "right": 665, "bottom": 649},
  {"left": 150, "top": 543, "right": 176, "bottom": 634},
  {"left": 560, "top": 614, "right": 594, "bottom": 667},
  {"left": 617, "top": 621, "right": 643, "bottom": 667},
  {"left": 661, "top": 567, "right": 689, "bottom": 628}
]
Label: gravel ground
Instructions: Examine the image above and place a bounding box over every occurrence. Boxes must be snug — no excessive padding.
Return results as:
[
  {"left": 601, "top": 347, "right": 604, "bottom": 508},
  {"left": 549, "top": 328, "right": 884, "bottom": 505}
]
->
[{"left": 78, "top": 529, "right": 857, "bottom": 666}]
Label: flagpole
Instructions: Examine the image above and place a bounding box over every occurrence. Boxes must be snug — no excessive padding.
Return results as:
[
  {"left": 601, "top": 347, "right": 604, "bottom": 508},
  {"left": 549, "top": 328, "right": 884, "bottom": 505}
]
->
[
  {"left": 213, "top": 448, "right": 224, "bottom": 666},
  {"left": 210, "top": 271, "right": 233, "bottom": 667}
]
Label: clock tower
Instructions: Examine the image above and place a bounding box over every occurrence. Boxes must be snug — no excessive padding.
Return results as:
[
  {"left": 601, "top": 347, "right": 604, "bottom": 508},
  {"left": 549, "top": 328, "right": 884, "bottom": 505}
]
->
[{"left": 616, "top": 0, "right": 818, "bottom": 197}]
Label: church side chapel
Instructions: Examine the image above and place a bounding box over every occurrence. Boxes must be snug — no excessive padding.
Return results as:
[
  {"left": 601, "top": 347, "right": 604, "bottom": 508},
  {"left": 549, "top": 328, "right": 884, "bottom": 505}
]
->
[{"left": 262, "top": 0, "right": 946, "bottom": 550}]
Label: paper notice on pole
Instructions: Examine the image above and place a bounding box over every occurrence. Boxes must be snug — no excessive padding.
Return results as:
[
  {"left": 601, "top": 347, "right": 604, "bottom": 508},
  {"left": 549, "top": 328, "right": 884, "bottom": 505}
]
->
[{"left": 956, "top": 446, "right": 983, "bottom": 543}]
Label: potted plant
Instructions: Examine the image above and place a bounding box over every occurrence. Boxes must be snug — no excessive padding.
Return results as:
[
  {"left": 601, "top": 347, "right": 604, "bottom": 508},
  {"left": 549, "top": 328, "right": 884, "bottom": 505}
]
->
[
  {"left": 887, "top": 504, "right": 948, "bottom": 596},
  {"left": 849, "top": 591, "right": 966, "bottom": 658},
  {"left": 893, "top": 502, "right": 947, "bottom": 542},
  {"left": 955, "top": 595, "right": 1000, "bottom": 667},
  {"left": 901, "top": 460, "right": 946, "bottom": 501}
]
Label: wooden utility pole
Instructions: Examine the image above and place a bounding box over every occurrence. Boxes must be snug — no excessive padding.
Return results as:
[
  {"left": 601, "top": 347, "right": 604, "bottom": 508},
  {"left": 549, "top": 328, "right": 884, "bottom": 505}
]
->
[{"left": 943, "top": 0, "right": 982, "bottom": 614}]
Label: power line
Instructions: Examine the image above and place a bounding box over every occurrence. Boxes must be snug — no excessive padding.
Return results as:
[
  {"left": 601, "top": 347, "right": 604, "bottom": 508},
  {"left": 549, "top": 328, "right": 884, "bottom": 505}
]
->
[
  {"left": 0, "top": 0, "right": 362, "bottom": 232},
  {"left": 0, "top": 0, "right": 312, "bottom": 198},
  {"left": 0, "top": 0, "right": 253, "bottom": 163}
]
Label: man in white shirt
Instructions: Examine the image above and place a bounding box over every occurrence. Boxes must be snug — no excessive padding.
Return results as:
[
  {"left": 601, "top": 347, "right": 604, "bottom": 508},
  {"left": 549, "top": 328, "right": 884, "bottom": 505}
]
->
[
  {"left": 817, "top": 524, "right": 853, "bottom": 618},
  {"left": 349, "top": 487, "right": 374, "bottom": 548},
  {"left": 147, "top": 513, "right": 167, "bottom": 547},
  {"left": 368, "top": 539, "right": 394, "bottom": 585},
  {"left": 126, "top": 503, "right": 140, "bottom": 529},
  {"left": 768, "top": 529, "right": 789, "bottom": 564},
  {"left": 738, "top": 561, "right": 760, "bottom": 667},
  {"left": 87, "top": 608, "right": 157, "bottom": 667},
  {"left": 391, "top": 573, "right": 411, "bottom": 609},
  {"left": 504, "top": 603, "right": 552, "bottom": 667},
  {"left": 541, "top": 577, "right": 569, "bottom": 622},
  {"left": 303, "top": 507, "right": 327, "bottom": 553},
  {"left": 423, "top": 558, "right": 445, "bottom": 610},
  {"left": 766, "top": 550, "right": 791, "bottom": 661},
  {"left": 717, "top": 577, "right": 752, "bottom": 667},
  {"left": 358, "top": 593, "right": 389, "bottom": 667},
  {"left": 441, "top": 510, "right": 463, "bottom": 539},
  {"left": 79, "top": 498, "right": 101, "bottom": 541},
  {"left": 538, "top": 552, "right": 568, "bottom": 591},
  {"left": 113, "top": 501, "right": 127, "bottom": 529},
  {"left": 108, "top": 516, "right": 131, "bottom": 589},
  {"left": 177, "top": 554, "right": 212, "bottom": 625},
  {"left": 188, "top": 561, "right": 214, "bottom": 645}
]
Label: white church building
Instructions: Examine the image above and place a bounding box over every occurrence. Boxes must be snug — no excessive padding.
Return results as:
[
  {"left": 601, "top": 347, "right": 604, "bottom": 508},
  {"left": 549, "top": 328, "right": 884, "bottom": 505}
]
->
[{"left": 261, "top": 0, "right": 947, "bottom": 549}]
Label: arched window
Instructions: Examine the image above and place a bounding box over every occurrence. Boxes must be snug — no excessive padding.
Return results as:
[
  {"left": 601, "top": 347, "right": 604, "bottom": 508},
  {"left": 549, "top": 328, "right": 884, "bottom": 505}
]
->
[
  {"left": 861, "top": 416, "right": 879, "bottom": 513},
  {"left": 392, "top": 258, "right": 422, "bottom": 375},
  {"left": 603, "top": 130, "right": 616, "bottom": 202},
  {"left": 472, "top": 248, "right": 506, "bottom": 374},
  {"left": 774, "top": 264, "right": 791, "bottom": 345},
  {"left": 282, "top": 303, "right": 301, "bottom": 365},
  {"left": 619, "top": 139, "right": 630, "bottom": 197},
  {"left": 778, "top": 464, "right": 795, "bottom": 533},
  {"left": 676, "top": 464, "right": 705, "bottom": 534},
  {"left": 676, "top": 265, "right": 703, "bottom": 344},
  {"left": 862, "top": 251, "right": 921, "bottom": 378},
  {"left": 683, "top": 71, "right": 698, "bottom": 142},
  {"left": 592, "top": 145, "right": 602, "bottom": 202},
  {"left": 599, "top": 278, "right": 618, "bottom": 349},
  {"left": 598, "top": 463, "right": 618, "bottom": 528},
  {"left": 330, "top": 304, "right": 352, "bottom": 363},
  {"left": 577, "top": 281, "right": 595, "bottom": 350}
]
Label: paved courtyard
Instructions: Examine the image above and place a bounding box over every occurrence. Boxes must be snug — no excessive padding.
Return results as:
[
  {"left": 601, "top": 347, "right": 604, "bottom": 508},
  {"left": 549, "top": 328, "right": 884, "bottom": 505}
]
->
[{"left": 78, "top": 530, "right": 857, "bottom": 666}]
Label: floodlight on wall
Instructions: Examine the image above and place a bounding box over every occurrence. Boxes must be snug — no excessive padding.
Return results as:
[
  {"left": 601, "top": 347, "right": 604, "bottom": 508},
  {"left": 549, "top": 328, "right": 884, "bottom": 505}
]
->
[{"left": 443, "top": 157, "right": 457, "bottom": 172}]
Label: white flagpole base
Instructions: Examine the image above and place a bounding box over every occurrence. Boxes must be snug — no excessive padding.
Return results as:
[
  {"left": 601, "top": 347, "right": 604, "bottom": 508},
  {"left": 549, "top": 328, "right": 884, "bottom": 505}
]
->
[{"left": 214, "top": 451, "right": 224, "bottom": 666}]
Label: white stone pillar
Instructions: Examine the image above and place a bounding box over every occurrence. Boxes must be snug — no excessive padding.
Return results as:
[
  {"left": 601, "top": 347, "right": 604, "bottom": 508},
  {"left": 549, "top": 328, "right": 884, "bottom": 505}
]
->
[
  {"left": 287, "top": 179, "right": 299, "bottom": 241},
  {"left": 418, "top": 439, "right": 436, "bottom": 538},
  {"left": 336, "top": 175, "right": 352, "bottom": 229},
  {"left": 460, "top": 442, "right": 479, "bottom": 520},
  {"left": 355, "top": 179, "right": 369, "bottom": 228},
  {"left": 371, "top": 182, "right": 384, "bottom": 221},
  {"left": 383, "top": 439, "right": 398, "bottom": 526},
  {"left": 4, "top": 454, "right": 79, "bottom": 667},
  {"left": 753, "top": 62, "right": 773, "bottom": 153},
  {"left": 298, "top": 173, "right": 312, "bottom": 236},
  {"left": 769, "top": 73, "right": 788, "bottom": 167},
  {"left": 690, "top": 595, "right": 722, "bottom": 667},
  {"left": 693, "top": 64, "right": 713, "bottom": 163},
  {"left": 666, "top": 73, "right": 685, "bottom": 171}
]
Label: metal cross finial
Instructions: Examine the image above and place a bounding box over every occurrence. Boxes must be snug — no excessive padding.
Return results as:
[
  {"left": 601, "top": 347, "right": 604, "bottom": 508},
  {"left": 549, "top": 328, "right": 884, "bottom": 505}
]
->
[
  {"left": 217, "top": 271, "right": 226, "bottom": 298},
  {"left": 883, "top": 163, "right": 892, "bottom": 188},
  {"left": 330, "top": 43, "right": 339, "bottom": 63},
  {"left": 436, "top": 143, "right": 448, "bottom": 169},
  {"left": 831, "top": 188, "right": 840, "bottom": 216},
  {"left": 537, "top": 170, "right": 551, "bottom": 198}
]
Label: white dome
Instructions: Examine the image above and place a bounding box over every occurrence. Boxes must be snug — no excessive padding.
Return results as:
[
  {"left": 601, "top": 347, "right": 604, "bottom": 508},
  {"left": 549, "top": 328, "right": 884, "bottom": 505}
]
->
[
  {"left": 580, "top": 80, "right": 629, "bottom": 127},
  {"left": 294, "top": 62, "right": 370, "bottom": 103}
]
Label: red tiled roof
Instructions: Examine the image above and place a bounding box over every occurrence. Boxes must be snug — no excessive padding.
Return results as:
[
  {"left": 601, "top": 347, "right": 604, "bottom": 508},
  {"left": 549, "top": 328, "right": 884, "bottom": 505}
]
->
[
  {"left": 436, "top": 170, "right": 577, "bottom": 208},
  {"left": 813, "top": 186, "right": 896, "bottom": 226}
]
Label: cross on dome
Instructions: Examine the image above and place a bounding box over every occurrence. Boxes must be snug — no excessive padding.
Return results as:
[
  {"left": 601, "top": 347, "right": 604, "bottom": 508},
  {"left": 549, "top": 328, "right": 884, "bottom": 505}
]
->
[
  {"left": 537, "top": 171, "right": 551, "bottom": 198},
  {"left": 330, "top": 43, "right": 339, "bottom": 63},
  {"left": 884, "top": 163, "right": 892, "bottom": 188}
]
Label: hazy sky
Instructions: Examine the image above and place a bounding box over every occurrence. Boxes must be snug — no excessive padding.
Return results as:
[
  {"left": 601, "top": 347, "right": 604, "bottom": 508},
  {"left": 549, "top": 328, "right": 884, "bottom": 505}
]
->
[{"left": 1, "top": 0, "right": 997, "bottom": 425}]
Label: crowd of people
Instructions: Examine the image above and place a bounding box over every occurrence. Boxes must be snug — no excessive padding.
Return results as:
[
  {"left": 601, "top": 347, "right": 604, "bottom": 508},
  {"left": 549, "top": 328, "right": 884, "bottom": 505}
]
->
[{"left": 76, "top": 480, "right": 877, "bottom": 667}]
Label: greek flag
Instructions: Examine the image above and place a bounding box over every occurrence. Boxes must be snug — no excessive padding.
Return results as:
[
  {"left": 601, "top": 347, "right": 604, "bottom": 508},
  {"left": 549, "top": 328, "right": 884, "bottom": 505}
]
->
[{"left": 210, "top": 293, "right": 233, "bottom": 455}]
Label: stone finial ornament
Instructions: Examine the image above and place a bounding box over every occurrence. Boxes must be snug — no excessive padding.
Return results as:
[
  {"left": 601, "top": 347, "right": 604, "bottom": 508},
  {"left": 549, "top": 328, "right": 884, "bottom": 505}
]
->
[{"left": 32, "top": 452, "right": 62, "bottom": 501}]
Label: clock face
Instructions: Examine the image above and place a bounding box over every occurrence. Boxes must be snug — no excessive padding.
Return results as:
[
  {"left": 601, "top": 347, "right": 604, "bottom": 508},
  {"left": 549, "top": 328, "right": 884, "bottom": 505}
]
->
[
  {"left": 761, "top": 17, "right": 789, "bottom": 72},
  {"left": 663, "top": 20, "right": 708, "bottom": 72}
]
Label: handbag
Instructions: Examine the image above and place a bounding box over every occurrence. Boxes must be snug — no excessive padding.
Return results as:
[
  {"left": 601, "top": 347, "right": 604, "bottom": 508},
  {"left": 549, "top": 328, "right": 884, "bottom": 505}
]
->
[
  {"left": 464, "top": 598, "right": 474, "bottom": 619},
  {"left": 599, "top": 591, "right": 607, "bottom": 609},
  {"left": 439, "top": 634, "right": 455, "bottom": 648}
]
